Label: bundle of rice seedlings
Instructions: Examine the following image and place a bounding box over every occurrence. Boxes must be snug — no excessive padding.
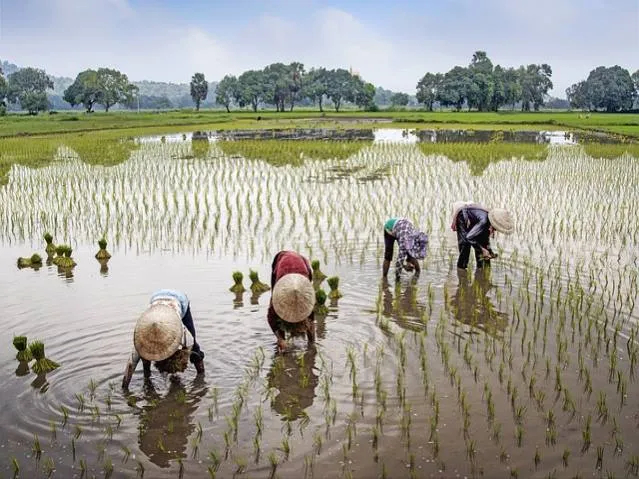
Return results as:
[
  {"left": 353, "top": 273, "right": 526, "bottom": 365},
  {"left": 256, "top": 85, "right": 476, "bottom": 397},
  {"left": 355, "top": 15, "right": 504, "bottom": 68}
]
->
[
  {"left": 314, "top": 289, "right": 329, "bottom": 315},
  {"left": 327, "top": 276, "right": 343, "bottom": 299},
  {"left": 29, "top": 341, "right": 60, "bottom": 374},
  {"left": 53, "top": 245, "right": 76, "bottom": 268},
  {"left": 13, "top": 335, "right": 32, "bottom": 361},
  {"left": 17, "top": 254, "right": 43, "bottom": 269},
  {"left": 311, "top": 260, "right": 327, "bottom": 283},
  {"left": 229, "top": 271, "right": 246, "bottom": 293},
  {"left": 44, "top": 232, "right": 56, "bottom": 256},
  {"left": 249, "top": 269, "right": 270, "bottom": 293},
  {"left": 155, "top": 348, "right": 191, "bottom": 374},
  {"left": 95, "top": 238, "right": 112, "bottom": 260}
]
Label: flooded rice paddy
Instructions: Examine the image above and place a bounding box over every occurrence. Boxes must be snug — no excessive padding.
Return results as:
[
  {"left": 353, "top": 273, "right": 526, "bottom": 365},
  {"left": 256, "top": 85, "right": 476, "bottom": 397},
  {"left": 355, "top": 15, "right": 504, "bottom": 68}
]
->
[{"left": 0, "top": 130, "right": 638, "bottom": 478}]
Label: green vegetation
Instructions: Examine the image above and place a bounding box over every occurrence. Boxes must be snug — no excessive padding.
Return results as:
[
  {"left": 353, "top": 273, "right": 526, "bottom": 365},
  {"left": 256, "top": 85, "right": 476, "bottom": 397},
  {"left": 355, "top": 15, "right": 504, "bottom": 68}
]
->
[
  {"left": 218, "top": 139, "right": 371, "bottom": 166},
  {"left": 1, "top": 110, "right": 638, "bottom": 139},
  {"left": 418, "top": 142, "right": 549, "bottom": 175}
]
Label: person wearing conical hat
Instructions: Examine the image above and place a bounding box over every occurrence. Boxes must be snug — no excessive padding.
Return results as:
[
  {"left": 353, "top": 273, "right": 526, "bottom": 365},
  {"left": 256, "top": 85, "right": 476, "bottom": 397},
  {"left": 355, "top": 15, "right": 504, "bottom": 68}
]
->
[
  {"left": 382, "top": 218, "right": 429, "bottom": 281},
  {"left": 451, "top": 202, "right": 514, "bottom": 270},
  {"left": 268, "top": 251, "right": 316, "bottom": 353},
  {"left": 122, "top": 290, "right": 205, "bottom": 389}
]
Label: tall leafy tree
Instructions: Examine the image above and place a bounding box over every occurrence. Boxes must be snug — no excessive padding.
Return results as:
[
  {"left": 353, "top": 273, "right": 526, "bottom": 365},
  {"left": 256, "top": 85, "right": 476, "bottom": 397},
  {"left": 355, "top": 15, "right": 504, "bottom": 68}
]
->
[
  {"left": 519, "top": 64, "right": 552, "bottom": 111},
  {"left": 416, "top": 72, "right": 443, "bottom": 111},
  {"left": 565, "top": 81, "right": 590, "bottom": 110},
  {"left": 502, "top": 68, "right": 522, "bottom": 110},
  {"left": 237, "top": 70, "right": 265, "bottom": 112},
  {"left": 63, "top": 69, "right": 101, "bottom": 112},
  {"left": 585, "top": 66, "right": 634, "bottom": 112},
  {"left": 0, "top": 65, "right": 7, "bottom": 112},
  {"left": 352, "top": 78, "right": 376, "bottom": 110},
  {"left": 390, "top": 92, "right": 409, "bottom": 106},
  {"left": 326, "top": 68, "right": 353, "bottom": 112},
  {"left": 303, "top": 67, "right": 330, "bottom": 112},
  {"left": 215, "top": 75, "right": 239, "bottom": 113},
  {"left": 7, "top": 67, "right": 53, "bottom": 114},
  {"left": 96, "top": 68, "right": 136, "bottom": 112},
  {"left": 467, "top": 51, "right": 494, "bottom": 111},
  {"left": 190, "top": 72, "right": 208, "bottom": 111},
  {"left": 437, "top": 66, "right": 471, "bottom": 111}
]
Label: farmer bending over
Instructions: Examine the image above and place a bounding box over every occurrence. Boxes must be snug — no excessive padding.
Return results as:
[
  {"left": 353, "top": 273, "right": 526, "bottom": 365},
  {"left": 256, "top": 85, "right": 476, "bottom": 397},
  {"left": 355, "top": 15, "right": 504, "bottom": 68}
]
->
[
  {"left": 451, "top": 202, "right": 514, "bottom": 270},
  {"left": 268, "top": 251, "right": 316, "bottom": 353},
  {"left": 122, "top": 289, "right": 205, "bottom": 389},
  {"left": 382, "top": 218, "right": 429, "bottom": 280}
]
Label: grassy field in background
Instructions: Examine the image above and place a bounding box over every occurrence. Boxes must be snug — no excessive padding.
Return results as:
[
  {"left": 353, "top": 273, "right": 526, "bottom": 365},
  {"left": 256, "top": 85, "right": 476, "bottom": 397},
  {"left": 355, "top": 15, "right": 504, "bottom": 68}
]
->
[{"left": 0, "top": 109, "right": 638, "bottom": 138}]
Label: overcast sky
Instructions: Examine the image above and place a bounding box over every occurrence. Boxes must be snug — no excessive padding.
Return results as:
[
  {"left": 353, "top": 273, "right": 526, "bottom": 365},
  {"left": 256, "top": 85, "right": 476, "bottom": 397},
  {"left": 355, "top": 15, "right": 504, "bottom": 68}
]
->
[{"left": 0, "top": 0, "right": 637, "bottom": 96}]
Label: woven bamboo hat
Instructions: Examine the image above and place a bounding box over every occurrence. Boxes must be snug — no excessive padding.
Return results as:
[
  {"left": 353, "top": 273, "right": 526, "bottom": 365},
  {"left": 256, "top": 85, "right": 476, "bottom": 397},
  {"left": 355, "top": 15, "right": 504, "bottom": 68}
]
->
[
  {"left": 133, "top": 303, "right": 183, "bottom": 361},
  {"left": 272, "top": 273, "right": 315, "bottom": 323},
  {"left": 488, "top": 208, "right": 514, "bottom": 235}
]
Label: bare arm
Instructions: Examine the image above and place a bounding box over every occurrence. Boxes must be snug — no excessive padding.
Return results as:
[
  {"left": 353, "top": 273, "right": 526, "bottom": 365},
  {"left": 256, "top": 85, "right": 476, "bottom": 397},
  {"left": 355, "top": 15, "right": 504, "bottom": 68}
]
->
[{"left": 122, "top": 349, "right": 141, "bottom": 389}]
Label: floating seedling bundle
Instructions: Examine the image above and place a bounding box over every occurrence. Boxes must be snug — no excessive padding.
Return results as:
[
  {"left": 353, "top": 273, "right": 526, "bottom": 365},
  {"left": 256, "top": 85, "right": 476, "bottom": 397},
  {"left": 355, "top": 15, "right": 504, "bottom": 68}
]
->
[
  {"left": 154, "top": 348, "right": 190, "bottom": 374},
  {"left": 95, "top": 238, "right": 112, "bottom": 260},
  {"left": 43, "top": 232, "right": 56, "bottom": 256},
  {"left": 29, "top": 340, "right": 60, "bottom": 374},
  {"left": 314, "top": 289, "right": 329, "bottom": 315},
  {"left": 230, "top": 271, "right": 246, "bottom": 293},
  {"left": 13, "top": 335, "right": 32, "bottom": 362},
  {"left": 327, "top": 276, "right": 343, "bottom": 299},
  {"left": 52, "top": 245, "right": 76, "bottom": 268},
  {"left": 249, "top": 269, "right": 270, "bottom": 294},
  {"left": 16, "top": 254, "right": 42, "bottom": 269},
  {"left": 311, "top": 260, "right": 327, "bottom": 283}
]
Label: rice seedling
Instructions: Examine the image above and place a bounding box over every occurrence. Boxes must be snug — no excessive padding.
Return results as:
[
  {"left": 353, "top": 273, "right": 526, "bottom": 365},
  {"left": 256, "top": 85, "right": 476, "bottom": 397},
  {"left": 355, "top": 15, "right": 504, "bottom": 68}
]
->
[
  {"left": 16, "top": 253, "right": 42, "bottom": 268},
  {"left": 11, "top": 456, "right": 19, "bottom": 478},
  {"left": 13, "top": 335, "right": 32, "bottom": 361},
  {"left": 229, "top": 271, "right": 246, "bottom": 293},
  {"left": 29, "top": 340, "right": 60, "bottom": 373},
  {"left": 314, "top": 288, "right": 329, "bottom": 315},
  {"left": 95, "top": 237, "right": 112, "bottom": 260},
  {"left": 43, "top": 456, "right": 55, "bottom": 478},
  {"left": 327, "top": 276, "right": 343, "bottom": 299},
  {"left": 32, "top": 433, "right": 42, "bottom": 460}
]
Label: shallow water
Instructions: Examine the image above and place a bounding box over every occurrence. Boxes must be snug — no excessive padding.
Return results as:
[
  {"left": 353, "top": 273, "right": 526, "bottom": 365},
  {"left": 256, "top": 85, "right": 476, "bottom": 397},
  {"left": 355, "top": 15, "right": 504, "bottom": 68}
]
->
[{"left": 0, "top": 138, "right": 638, "bottom": 478}]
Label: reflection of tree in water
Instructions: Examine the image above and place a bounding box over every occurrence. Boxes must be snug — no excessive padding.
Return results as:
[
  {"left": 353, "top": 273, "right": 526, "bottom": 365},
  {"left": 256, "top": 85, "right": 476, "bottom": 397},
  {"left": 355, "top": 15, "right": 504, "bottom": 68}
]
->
[
  {"left": 266, "top": 348, "right": 319, "bottom": 421},
  {"left": 450, "top": 268, "right": 508, "bottom": 337},
  {"left": 134, "top": 376, "right": 207, "bottom": 468},
  {"left": 381, "top": 278, "right": 429, "bottom": 332}
]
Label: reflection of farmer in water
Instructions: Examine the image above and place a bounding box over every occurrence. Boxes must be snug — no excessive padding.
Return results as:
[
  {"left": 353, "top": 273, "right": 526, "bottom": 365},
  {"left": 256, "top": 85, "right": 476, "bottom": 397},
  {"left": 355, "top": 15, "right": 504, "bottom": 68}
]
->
[
  {"left": 266, "top": 347, "right": 319, "bottom": 420},
  {"left": 381, "top": 277, "right": 428, "bottom": 330},
  {"left": 135, "top": 376, "right": 208, "bottom": 468},
  {"left": 450, "top": 268, "right": 508, "bottom": 336}
]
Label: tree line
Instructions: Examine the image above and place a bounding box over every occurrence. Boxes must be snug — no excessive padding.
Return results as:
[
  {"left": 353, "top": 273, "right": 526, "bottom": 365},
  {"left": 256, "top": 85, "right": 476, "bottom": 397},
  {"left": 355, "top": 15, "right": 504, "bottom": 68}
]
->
[{"left": 1, "top": 54, "right": 638, "bottom": 115}]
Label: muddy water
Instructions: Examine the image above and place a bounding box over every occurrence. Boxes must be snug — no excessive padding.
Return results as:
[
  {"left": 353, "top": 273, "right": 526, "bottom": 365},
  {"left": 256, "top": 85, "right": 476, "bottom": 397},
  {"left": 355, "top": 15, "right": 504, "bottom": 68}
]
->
[{"left": 0, "top": 137, "right": 638, "bottom": 478}]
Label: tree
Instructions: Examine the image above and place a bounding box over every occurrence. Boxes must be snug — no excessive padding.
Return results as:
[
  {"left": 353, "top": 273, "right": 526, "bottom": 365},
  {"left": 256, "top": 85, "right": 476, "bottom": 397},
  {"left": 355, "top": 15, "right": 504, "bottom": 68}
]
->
[
  {"left": 237, "top": 70, "right": 265, "bottom": 112},
  {"left": 467, "top": 51, "right": 494, "bottom": 111},
  {"left": 584, "top": 66, "right": 635, "bottom": 112},
  {"left": 437, "top": 66, "right": 471, "bottom": 111},
  {"left": 352, "top": 79, "right": 376, "bottom": 110},
  {"left": 416, "top": 73, "right": 443, "bottom": 111},
  {"left": 63, "top": 69, "right": 101, "bottom": 112},
  {"left": 633, "top": 70, "right": 639, "bottom": 109},
  {"left": 215, "top": 75, "right": 239, "bottom": 113},
  {"left": 502, "top": 68, "right": 522, "bottom": 110},
  {"left": 326, "top": 68, "right": 353, "bottom": 112},
  {"left": 96, "top": 68, "right": 136, "bottom": 112},
  {"left": 7, "top": 67, "right": 53, "bottom": 114},
  {"left": 565, "top": 81, "right": 590, "bottom": 110},
  {"left": 390, "top": 92, "right": 409, "bottom": 107},
  {"left": 519, "top": 64, "right": 552, "bottom": 111},
  {"left": 0, "top": 66, "right": 7, "bottom": 112},
  {"left": 190, "top": 72, "right": 208, "bottom": 111},
  {"left": 303, "top": 67, "right": 330, "bottom": 112}
]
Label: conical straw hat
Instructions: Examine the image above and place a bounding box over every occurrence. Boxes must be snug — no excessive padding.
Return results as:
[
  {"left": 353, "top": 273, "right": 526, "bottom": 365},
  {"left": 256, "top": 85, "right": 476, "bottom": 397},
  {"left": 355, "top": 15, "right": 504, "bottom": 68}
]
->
[
  {"left": 272, "top": 273, "right": 315, "bottom": 323},
  {"left": 134, "top": 304, "right": 183, "bottom": 361},
  {"left": 488, "top": 208, "right": 514, "bottom": 235}
]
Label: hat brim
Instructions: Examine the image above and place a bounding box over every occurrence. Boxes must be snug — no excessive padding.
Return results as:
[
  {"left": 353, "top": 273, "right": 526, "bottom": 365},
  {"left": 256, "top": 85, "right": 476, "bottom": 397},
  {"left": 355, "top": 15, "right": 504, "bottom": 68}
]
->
[
  {"left": 488, "top": 209, "right": 514, "bottom": 235},
  {"left": 134, "top": 304, "right": 183, "bottom": 361},
  {"left": 272, "top": 273, "right": 315, "bottom": 323}
]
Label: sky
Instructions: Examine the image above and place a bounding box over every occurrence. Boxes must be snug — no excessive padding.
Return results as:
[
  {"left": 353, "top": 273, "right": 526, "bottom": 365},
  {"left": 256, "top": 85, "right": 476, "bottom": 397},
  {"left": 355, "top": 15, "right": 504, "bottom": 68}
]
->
[{"left": 0, "top": 0, "right": 637, "bottom": 96}]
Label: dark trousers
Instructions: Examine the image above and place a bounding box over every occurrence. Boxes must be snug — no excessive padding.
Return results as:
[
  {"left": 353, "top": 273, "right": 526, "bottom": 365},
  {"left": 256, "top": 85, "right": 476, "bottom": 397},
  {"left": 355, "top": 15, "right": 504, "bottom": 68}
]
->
[
  {"left": 456, "top": 217, "right": 491, "bottom": 270},
  {"left": 182, "top": 306, "right": 203, "bottom": 359}
]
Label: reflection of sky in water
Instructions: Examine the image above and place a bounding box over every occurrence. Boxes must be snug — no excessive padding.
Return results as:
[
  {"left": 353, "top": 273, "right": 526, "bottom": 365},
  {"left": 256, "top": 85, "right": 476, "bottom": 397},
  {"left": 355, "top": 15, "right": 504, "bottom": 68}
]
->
[{"left": 373, "top": 128, "right": 419, "bottom": 143}]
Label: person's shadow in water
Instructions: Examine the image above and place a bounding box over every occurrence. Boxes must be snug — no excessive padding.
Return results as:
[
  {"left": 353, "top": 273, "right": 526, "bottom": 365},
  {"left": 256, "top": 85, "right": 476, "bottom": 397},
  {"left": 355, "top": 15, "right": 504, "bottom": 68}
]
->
[
  {"left": 266, "top": 347, "right": 319, "bottom": 421},
  {"left": 450, "top": 268, "right": 508, "bottom": 337},
  {"left": 380, "top": 277, "right": 428, "bottom": 332},
  {"left": 135, "top": 375, "right": 208, "bottom": 468}
]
